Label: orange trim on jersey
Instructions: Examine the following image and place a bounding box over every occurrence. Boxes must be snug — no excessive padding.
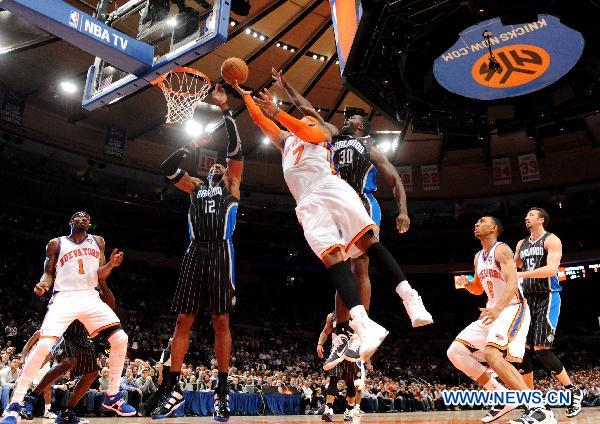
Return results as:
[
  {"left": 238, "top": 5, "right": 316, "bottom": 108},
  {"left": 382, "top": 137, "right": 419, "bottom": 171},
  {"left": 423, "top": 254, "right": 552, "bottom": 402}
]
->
[
  {"left": 505, "top": 353, "right": 523, "bottom": 363},
  {"left": 320, "top": 244, "right": 345, "bottom": 260},
  {"left": 345, "top": 224, "right": 377, "bottom": 253},
  {"left": 507, "top": 301, "right": 526, "bottom": 343},
  {"left": 90, "top": 322, "right": 120, "bottom": 338},
  {"left": 486, "top": 342, "right": 508, "bottom": 351},
  {"left": 454, "top": 338, "right": 477, "bottom": 350}
]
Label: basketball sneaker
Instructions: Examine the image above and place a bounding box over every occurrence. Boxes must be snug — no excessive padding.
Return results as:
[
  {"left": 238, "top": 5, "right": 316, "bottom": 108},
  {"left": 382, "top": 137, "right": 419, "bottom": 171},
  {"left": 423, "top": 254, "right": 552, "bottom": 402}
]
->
[
  {"left": 321, "top": 406, "right": 333, "bottom": 422},
  {"left": 21, "top": 393, "right": 35, "bottom": 421},
  {"left": 42, "top": 410, "right": 57, "bottom": 420},
  {"left": 151, "top": 386, "right": 184, "bottom": 419},
  {"left": 323, "top": 333, "right": 348, "bottom": 371},
  {"left": 55, "top": 410, "right": 89, "bottom": 424},
  {"left": 481, "top": 403, "right": 517, "bottom": 423},
  {"left": 509, "top": 406, "right": 556, "bottom": 424},
  {"left": 213, "top": 390, "right": 230, "bottom": 422},
  {"left": 1, "top": 402, "right": 22, "bottom": 424},
  {"left": 566, "top": 387, "right": 583, "bottom": 418},
  {"left": 402, "top": 289, "right": 433, "bottom": 327},
  {"left": 343, "top": 408, "right": 353, "bottom": 421},
  {"left": 351, "top": 406, "right": 361, "bottom": 424},
  {"left": 101, "top": 391, "right": 136, "bottom": 417},
  {"left": 342, "top": 333, "right": 360, "bottom": 362},
  {"left": 350, "top": 318, "right": 388, "bottom": 362}
]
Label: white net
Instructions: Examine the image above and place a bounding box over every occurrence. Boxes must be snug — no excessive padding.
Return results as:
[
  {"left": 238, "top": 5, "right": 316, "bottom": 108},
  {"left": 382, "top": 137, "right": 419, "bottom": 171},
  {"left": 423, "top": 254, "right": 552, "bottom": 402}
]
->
[{"left": 156, "top": 68, "right": 211, "bottom": 124}]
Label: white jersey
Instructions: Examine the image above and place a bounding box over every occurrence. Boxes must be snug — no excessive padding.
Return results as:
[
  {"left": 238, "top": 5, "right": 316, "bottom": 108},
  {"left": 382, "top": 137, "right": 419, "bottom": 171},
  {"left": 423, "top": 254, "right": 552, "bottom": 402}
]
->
[
  {"left": 476, "top": 241, "right": 524, "bottom": 308},
  {"left": 54, "top": 235, "right": 101, "bottom": 291},
  {"left": 282, "top": 135, "right": 336, "bottom": 202}
]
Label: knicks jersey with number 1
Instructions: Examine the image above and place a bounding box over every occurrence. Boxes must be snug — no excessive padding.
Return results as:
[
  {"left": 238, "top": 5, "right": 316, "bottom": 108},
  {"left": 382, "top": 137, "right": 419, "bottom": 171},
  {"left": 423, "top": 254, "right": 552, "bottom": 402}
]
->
[
  {"left": 282, "top": 135, "right": 335, "bottom": 202},
  {"left": 54, "top": 235, "right": 101, "bottom": 291},
  {"left": 477, "top": 242, "right": 524, "bottom": 309}
]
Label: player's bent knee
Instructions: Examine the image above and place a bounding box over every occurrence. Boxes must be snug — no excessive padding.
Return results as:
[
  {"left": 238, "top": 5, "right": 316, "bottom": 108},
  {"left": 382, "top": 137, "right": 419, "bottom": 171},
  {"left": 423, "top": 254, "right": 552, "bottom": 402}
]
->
[
  {"left": 535, "top": 349, "right": 564, "bottom": 374},
  {"left": 483, "top": 346, "right": 503, "bottom": 365},
  {"left": 175, "top": 313, "right": 195, "bottom": 330},
  {"left": 447, "top": 341, "right": 469, "bottom": 364},
  {"left": 322, "top": 249, "right": 345, "bottom": 268},
  {"left": 108, "top": 329, "right": 128, "bottom": 347}
]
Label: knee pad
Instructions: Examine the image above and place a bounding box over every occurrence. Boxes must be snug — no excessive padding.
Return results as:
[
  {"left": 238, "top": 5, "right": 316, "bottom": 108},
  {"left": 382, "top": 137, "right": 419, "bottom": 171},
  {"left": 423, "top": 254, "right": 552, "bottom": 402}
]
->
[
  {"left": 108, "top": 329, "right": 128, "bottom": 349},
  {"left": 327, "top": 376, "right": 339, "bottom": 396},
  {"left": 346, "top": 381, "right": 356, "bottom": 398},
  {"left": 519, "top": 349, "right": 534, "bottom": 374},
  {"left": 535, "top": 349, "right": 564, "bottom": 374}
]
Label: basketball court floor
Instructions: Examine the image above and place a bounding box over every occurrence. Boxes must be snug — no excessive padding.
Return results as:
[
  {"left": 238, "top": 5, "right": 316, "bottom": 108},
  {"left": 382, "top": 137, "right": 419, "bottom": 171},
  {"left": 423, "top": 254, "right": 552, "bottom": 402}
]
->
[{"left": 29, "top": 410, "right": 600, "bottom": 424}]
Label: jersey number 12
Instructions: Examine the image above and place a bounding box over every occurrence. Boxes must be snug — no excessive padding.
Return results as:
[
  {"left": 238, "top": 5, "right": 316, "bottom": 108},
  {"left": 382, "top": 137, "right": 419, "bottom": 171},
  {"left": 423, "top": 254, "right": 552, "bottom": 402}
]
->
[{"left": 204, "top": 200, "right": 216, "bottom": 214}]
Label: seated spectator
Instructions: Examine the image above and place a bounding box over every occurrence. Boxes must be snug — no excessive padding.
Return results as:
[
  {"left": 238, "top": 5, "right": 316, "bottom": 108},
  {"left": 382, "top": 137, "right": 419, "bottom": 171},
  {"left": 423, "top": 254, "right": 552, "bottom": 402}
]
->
[
  {"left": 0, "top": 358, "right": 20, "bottom": 389},
  {"left": 229, "top": 376, "right": 244, "bottom": 392}
]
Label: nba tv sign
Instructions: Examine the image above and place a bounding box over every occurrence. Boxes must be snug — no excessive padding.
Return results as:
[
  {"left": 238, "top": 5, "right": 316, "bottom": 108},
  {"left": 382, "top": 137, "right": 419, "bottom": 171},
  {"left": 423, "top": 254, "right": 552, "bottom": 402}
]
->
[{"left": 433, "top": 15, "right": 584, "bottom": 100}]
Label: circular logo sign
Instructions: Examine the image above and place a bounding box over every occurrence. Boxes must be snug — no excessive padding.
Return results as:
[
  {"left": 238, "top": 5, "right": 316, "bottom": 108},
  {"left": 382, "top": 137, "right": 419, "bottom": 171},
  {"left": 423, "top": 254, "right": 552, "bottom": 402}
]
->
[{"left": 472, "top": 44, "right": 551, "bottom": 88}]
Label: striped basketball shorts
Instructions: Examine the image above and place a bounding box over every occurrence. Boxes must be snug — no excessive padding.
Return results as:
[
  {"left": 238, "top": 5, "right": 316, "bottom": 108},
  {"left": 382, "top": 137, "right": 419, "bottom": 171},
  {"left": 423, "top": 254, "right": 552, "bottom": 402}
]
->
[
  {"left": 525, "top": 291, "right": 561, "bottom": 348},
  {"left": 52, "top": 336, "right": 98, "bottom": 377},
  {"left": 172, "top": 239, "right": 236, "bottom": 316}
]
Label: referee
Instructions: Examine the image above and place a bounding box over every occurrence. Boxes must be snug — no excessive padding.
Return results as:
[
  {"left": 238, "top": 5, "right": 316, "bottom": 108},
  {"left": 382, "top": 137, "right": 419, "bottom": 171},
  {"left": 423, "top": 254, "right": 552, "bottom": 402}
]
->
[{"left": 152, "top": 84, "right": 243, "bottom": 423}]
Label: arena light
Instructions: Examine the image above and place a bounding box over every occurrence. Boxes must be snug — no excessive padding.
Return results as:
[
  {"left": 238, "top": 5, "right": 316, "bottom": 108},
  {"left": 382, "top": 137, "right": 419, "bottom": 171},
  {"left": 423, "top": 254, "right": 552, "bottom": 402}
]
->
[
  {"left": 262, "top": 137, "right": 270, "bottom": 145},
  {"left": 379, "top": 141, "right": 392, "bottom": 152},
  {"left": 252, "top": 32, "right": 258, "bottom": 38},
  {"left": 166, "top": 17, "right": 177, "bottom": 27},
  {"left": 230, "top": 21, "right": 236, "bottom": 27},
  {"left": 276, "top": 42, "right": 281, "bottom": 47},
  {"left": 245, "top": 28, "right": 251, "bottom": 34},
  {"left": 312, "top": 54, "right": 318, "bottom": 59},
  {"left": 185, "top": 120, "right": 204, "bottom": 137},
  {"left": 60, "top": 81, "right": 77, "bottom": 94},
  {"left": 283, "top": 45, "right": 288, "bottom": 50},
  {"left": 290, "top": 48, "right": 295, "bottom": 53},
  {"left": 205, "top": 122, "right": 218, "bottom": 133}
]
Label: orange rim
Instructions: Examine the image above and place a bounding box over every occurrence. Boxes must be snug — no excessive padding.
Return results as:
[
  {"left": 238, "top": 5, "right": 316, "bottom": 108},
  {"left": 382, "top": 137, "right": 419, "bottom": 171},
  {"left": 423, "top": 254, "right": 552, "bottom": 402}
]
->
[{"left": 151, "top": 67, "right": 211, "bottom": 97}]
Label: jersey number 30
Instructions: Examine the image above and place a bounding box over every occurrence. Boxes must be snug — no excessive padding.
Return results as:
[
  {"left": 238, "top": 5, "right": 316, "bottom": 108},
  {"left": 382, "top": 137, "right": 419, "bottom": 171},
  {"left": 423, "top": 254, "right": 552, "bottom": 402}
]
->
[{"left": 339, "top": 149, "right": 354, "bottom": 165}]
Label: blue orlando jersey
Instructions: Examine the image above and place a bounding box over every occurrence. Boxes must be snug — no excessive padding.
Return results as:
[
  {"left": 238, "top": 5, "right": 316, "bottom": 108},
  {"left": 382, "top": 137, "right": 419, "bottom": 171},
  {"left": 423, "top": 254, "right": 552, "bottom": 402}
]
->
[{"left": 330, "top": 135, "right": 377, "bottom": 195}]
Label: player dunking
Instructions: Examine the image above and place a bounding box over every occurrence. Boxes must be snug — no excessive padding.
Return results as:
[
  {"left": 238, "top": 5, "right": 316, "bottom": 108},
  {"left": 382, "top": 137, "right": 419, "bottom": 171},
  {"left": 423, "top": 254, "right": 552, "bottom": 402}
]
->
[
  {"left": 272, "top": 69, "right": 432, "bottom": 367},
  {"left": 152, "top": 84, "right": 243, "bottom": 422},
  {"left": 237, "top": 83, "right": 425, "bottom": 362},
  {"left": 317, "top": 312, "right": 364, "bottom": 423},
  {"left": 447, "top": 216, "right": 555, "bottom": 424},
  {"left": 1, "top": 212, "right": 134, "bottom": 424},
  {"left": 515, "top": 207, "right": 582, "bottom": 418}
]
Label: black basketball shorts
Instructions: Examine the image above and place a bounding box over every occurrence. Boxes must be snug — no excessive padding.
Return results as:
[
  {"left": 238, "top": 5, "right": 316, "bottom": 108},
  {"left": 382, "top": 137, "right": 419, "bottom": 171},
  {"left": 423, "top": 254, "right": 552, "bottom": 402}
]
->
[
  {"left": 525, "top": 291, "right": 561, "bottom": 348},
  {"left": 53, "top": 336, "right": 98, "bottom": 377},
  {"left": 172, "top": 240, "right": 236, "bottom": 316}
]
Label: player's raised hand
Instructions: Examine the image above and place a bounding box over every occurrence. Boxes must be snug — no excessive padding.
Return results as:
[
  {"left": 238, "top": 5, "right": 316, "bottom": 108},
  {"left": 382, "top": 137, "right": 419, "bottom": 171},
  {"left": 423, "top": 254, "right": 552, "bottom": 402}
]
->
[
  {"left": 109, "top": 248, "right": 125, "bottom": 268},
  {"left": 396, "top": 213, "right": 411, "bottom": 234},
  {"left": 478, "top": 306, "right": 500, "bottom": 325},
  {"left": 232, "top": 82, "right": 252, "bottom": 96},
  {"left": 271, "top": 68, "right": 285, "bottom": 89},
  {"left": 254, "top": 89, "right": 277, "bottom": 116},
  {"left": 34, "top": 281, "right": 50, "bottom": 296},
  {"left": 211, "top": 83, "right": 228, "bottom": 107}
]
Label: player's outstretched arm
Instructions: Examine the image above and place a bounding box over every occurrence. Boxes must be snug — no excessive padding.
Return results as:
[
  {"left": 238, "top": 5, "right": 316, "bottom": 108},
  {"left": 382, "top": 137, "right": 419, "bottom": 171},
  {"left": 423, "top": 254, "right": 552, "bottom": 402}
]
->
[
  {"left": 94, "top": 236, "right": 116, "bottom": 308},
  {"left": 370, "top": 145, "right": 410, "bottom": 234},
  {"left": 272, "top": 68, "right": 338, "bottom": 136},
  {"left": 159, "top": 136, "right": 208, "bottom": 194},
  {"left": 35, "top": 238, "right": 59, "bottom": 296},
  {"left": 254, "top": 88, "right": 331, "bottom": 144},
  {"left": 480, "top": 244, "right": 518, "bottom": 324},
  {"left": 213, "top": 83, "right": 244, "bottom": 198},
  {"left": 232, "top": 83, "right": 287, "bottom": 150},
  {"left": 517, "top": 234, "right": 562, "bottom": 279}
]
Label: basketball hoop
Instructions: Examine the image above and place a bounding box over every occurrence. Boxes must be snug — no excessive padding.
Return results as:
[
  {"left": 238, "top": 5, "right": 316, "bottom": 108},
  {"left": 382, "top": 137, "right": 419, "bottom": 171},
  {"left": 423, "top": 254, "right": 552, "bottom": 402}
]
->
[{"left": 152, "top": 67, "right": 211, "bottom": 124}]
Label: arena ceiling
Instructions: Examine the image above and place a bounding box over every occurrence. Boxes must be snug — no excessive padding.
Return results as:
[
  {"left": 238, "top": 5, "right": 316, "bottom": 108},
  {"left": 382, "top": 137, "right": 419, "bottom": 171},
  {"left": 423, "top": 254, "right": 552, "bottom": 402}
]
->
[{"left": 0, "top": 0, "right": 405, "bottom": 162}]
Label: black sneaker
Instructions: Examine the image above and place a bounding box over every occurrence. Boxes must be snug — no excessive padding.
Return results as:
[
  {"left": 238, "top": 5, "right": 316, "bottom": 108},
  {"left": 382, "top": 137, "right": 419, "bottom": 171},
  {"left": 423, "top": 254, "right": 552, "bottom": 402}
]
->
[
  {"left": 566, "top": 387, "right": 582, "bottom": 418},
  {"left": 342, "top": 333, "right": 360, "bottom": 362},
  {"left": 151, "top": 386, "right": 184, "bottom": 420},
  {"left": 213, "top": 390, "right": 230, "bottom": 422},
  {"left": 323, "top": 333, "right": 348, "bottom": 371},
  {"left": 481, "top": 404, "right": 517, "bottom": 423},
  {"left": 21, "top": 392, "right": 35, "bottom": 421},
  {"left": 509, "top": 406, "right": 556, "bottom": 424}
]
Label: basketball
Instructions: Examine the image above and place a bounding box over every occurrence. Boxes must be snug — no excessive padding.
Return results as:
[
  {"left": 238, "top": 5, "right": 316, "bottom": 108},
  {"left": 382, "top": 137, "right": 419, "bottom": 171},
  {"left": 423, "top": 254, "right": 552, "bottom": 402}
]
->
[
  {"left": 466, "top": 277, "right": 484, "bottom": 295},
  {"left": 221, "top": 57, "right": 249, "bottom": 84}
]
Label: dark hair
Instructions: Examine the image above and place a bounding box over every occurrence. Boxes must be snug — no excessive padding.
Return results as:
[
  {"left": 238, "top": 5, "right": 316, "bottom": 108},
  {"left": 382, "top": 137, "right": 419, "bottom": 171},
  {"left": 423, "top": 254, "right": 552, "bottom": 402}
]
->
[
  {"left": 358, "top": 116, "right": 371, "bottom": 136},
  {"left": 70, "top": 211, "right": 90, "bottom": 221},
  {"left": 529, "top": 207, "right": 549, "bottom": 227},
  {"left": 486, "top": 216, "right": 503, "bottom": 236}
]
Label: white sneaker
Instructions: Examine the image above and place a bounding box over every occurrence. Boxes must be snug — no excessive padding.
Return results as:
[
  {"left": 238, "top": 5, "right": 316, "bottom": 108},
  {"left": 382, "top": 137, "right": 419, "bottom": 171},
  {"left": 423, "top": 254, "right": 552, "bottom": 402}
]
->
[
  {"left": 481, "top": 403, "right": 518, "bottom": 423},
  {"left": 351, "top": 407, "right": 361, "bottom": 423},
  {"left": 321, "top": 406, "right": 333, "bottom": 422},
  {"left": 42, "top": 411, "right": 57, "bottom": 419},
  {"left": 402, "top": 289, "right": 433, "bottom": 327},
  {"left": 350, "top": 318, "right": 388, "bottom": 362}
]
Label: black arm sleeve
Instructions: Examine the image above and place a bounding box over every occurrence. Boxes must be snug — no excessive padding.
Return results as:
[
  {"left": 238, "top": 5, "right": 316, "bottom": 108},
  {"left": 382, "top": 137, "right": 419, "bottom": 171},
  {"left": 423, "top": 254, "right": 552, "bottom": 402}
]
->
[
  {"left": 223, "top": 109, "right": 243, "bottom": 161},
  {"left": 160, "top": 146, "right": 191, "bottom": 183}
]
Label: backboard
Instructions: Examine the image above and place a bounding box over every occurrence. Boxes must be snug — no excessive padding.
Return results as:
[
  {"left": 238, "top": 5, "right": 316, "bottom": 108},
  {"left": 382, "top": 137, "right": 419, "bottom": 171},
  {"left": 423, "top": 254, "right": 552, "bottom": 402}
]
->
[{"left": 82, "top": 0, "right": 231, "bottom": 110}]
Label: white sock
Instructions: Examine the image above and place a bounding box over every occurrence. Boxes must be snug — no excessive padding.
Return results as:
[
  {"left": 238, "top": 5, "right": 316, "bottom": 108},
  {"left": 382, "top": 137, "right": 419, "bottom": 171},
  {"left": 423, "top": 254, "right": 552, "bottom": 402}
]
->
[
  {"left": 107, "top": 330, "right": 129, "bottom": 395},
  {"left": 395, "top": 280, "right": 413, "bottom": 301},
  {"left": 349, "top": 305, "right": 369, "bottom": 323},
  {"left": 45, "top": 404, "right": 51, "bottom": 413}
]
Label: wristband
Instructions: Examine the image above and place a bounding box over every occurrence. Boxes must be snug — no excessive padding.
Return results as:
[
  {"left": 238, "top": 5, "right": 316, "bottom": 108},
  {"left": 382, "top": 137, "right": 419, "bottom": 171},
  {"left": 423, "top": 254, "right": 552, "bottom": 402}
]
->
[{"left": 273, "top": 106, "right": 281, "bottom": 117}]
